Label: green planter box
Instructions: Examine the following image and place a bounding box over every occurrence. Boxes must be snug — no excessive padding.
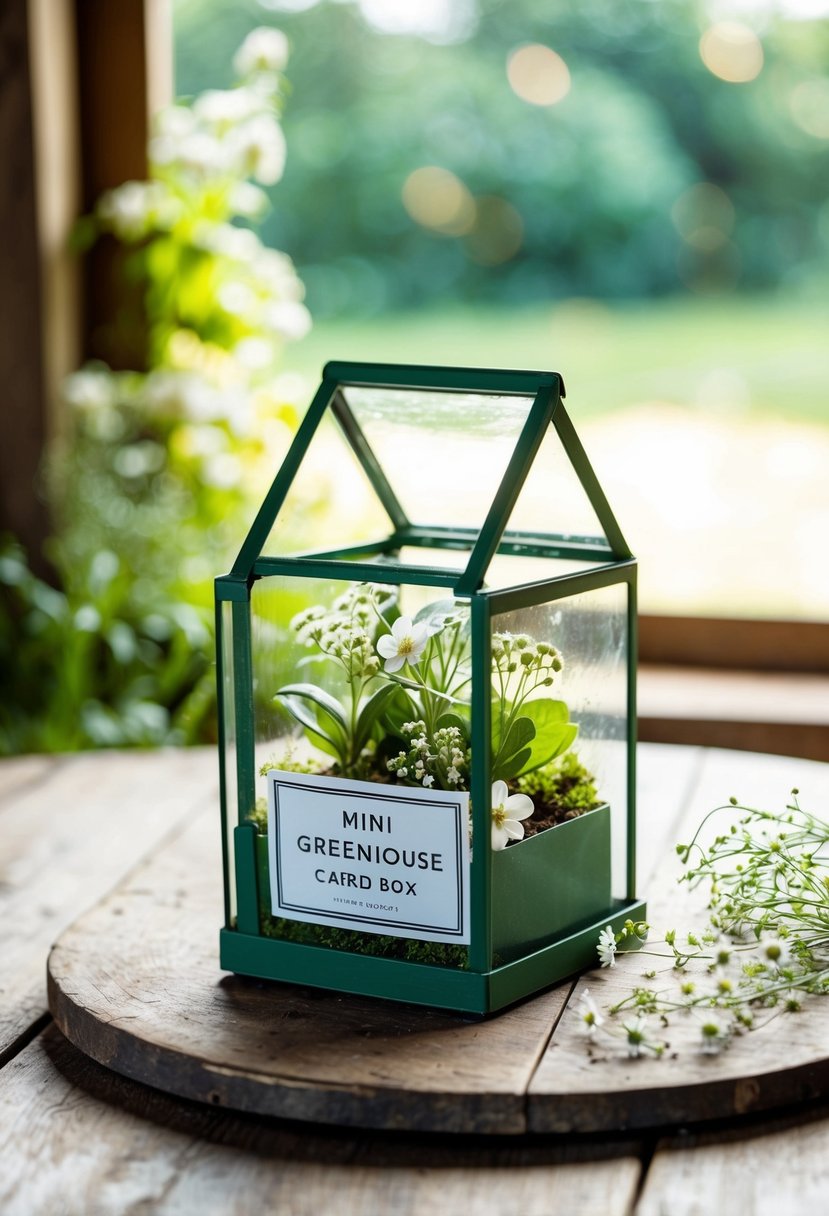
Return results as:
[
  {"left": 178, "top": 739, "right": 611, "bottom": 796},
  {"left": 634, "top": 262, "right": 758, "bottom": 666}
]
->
[{"left": 492, "top": 804, "right": 611, "bottom": 963}]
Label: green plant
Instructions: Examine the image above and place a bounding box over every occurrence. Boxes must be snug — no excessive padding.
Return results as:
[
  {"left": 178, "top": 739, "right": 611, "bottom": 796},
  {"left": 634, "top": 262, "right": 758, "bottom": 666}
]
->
[
  {"left": 0, "top": 539, "right": 213, "bottom": 753},
  {"left": 275, "top": 584, "right": 398, "bottom": 778},
  {"left": 272, "top": 580, "right": 587, "bottom": 850},
  {"left": 584, "top": 791, "right": 829, "bottom": 1057},
  {"left": 490, "top": 631, "right": 577, "bottom": 783}
]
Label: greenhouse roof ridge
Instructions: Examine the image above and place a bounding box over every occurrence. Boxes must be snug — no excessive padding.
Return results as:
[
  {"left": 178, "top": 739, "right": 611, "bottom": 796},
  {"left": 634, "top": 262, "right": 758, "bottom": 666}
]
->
[{"left": 322, "top": 361, "right": 566, "bottom": 397}]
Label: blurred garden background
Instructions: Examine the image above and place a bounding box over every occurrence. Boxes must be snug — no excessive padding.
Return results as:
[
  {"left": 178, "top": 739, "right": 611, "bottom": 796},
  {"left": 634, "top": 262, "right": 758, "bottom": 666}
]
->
[{"left": 1, "top": 0, "right": 827, "bottom": 754}]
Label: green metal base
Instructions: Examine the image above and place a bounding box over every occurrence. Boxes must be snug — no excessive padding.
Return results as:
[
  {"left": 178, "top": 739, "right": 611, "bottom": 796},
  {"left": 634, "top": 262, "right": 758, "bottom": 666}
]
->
[{"left": 220, "top": 898, "right": 646, "bottom": 1015}]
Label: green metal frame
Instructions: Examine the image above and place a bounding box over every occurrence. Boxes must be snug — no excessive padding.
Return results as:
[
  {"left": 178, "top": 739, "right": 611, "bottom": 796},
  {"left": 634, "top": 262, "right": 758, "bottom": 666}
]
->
[{"left": 214, "top": 361, "right": 643, "bottom": 1014}]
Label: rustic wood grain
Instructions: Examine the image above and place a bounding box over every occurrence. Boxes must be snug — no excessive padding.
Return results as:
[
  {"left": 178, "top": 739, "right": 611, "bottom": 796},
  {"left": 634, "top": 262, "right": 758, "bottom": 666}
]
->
[
  {"left": 0, "top": 1025, "right": 644, "bottom": 1216},
  {"left": 0, "top": 748, "right": 216, "bottom": 1060},
  {"left": 47, "top": 798, "right": 571, "bottom": 1134},
  {"left": 528, "top": 749, "right": 829, "bottom": 1132},
  {"left": 44, "top": 743, "right": 694, "bottom": 1133},
  {"left": 43, "top": 743, "right": 829, "bottom": 1136},
  {"left": 636, "top": 1103, "right": 829, "bottom": 1216}
]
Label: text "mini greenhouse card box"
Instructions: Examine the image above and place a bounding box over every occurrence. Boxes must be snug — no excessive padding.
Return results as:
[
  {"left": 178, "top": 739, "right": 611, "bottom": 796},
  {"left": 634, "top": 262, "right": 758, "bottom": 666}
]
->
[{"left": 216, "top": 362, "right": 645, "bottom": 1014}]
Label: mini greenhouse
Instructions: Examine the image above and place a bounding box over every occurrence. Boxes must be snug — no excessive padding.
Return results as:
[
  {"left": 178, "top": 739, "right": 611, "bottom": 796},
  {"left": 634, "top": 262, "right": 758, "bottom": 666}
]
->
[{"left": 216, "top": 361, "right": 645, "bottom": 1014}]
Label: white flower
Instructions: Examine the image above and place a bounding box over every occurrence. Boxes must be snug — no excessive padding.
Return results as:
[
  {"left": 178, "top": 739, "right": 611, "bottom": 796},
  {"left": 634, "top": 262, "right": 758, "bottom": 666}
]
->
[
  {"left": 229, "top": 114, "right": 287, "bottom": 185},
  {"left": 263, "top": 300, "right": 312, "bottom": 341},
  {"left": 193, "top": 87, "right": 266, "bottom": 128},
  {"left": 64, "top": 368, "right": 116, "bottom": 411},
  {"left": 761, "top": 936, "right": 790, "bottom": 969},
  {"left": 233, "top": 27, "right": 290, "bottom": 78},
  {"left": 490, "top": 779, "right": 534, "bottom": 850},
  {"left": 97, "top": 181, "right": 169, "bottom": 240},
  {"left": 699, "top": 1015, "right": 730, "bottom": 1054},
  {"left": 376, "top": 616, "right": 428, "bottom": 673},
  {"left": 623, "top": 1014, "right": 650, "bottom": 1058},
  {"left": 597, "top": 925, "right": 617, "bottom": 968},
  {"left": 575, "top": 987, "right": 604, "bottom": 1037}
]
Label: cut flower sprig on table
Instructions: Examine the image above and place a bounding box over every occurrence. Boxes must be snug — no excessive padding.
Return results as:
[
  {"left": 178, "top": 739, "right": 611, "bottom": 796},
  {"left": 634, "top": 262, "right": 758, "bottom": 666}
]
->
[
  {"left": 270, "top": 581, "right": 599, "bottom": 849},
  {"left": 583, "top": 790, "right": 829, "bottom": 1058}
]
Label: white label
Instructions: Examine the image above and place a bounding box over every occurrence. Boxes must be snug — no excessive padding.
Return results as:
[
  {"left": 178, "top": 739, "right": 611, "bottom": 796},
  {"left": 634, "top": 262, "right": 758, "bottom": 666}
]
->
[{"left": 266, "top": 770, "right": 470, "bottom": 943}]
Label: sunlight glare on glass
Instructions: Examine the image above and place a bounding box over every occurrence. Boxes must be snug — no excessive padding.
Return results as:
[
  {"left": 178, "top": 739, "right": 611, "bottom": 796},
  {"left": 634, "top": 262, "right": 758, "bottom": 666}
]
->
[
  {"left": 506, "top": 44, "right": 571, "bottom": 107},
  {"left": 358, "top": 0, "right": 478, "bottom": 44},
  {"left": 699, "top": 22, "right": 764, "bottom": 82},
  {"left": 401, "top": 166, "right": 476, "bottom": 235}
]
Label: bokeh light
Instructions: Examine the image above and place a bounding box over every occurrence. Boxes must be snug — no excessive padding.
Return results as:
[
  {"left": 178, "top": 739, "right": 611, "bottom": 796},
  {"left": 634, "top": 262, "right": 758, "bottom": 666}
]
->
[
  {"left": 401, "top": 166, "right": 476, "bottom": 235},
  {"left": 672, "top": 182, "right": 735, "bottom": 252},
  {"left": 699, "top": 22, "right": 764, "bottom": 83},
  {"left": 789, "top": 78, "right": 829, "bottom": 138},
  {"left": 463, "top": 196, "right": 523, "bottom": 265},
  {"left": 507, "top": 44, "right": 571, "bottom": 106}
]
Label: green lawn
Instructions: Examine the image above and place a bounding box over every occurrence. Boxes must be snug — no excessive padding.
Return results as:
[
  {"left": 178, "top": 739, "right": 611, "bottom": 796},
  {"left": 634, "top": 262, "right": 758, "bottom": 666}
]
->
[{"left": 283, "top": 293, "right": 829, "bottom": 425}]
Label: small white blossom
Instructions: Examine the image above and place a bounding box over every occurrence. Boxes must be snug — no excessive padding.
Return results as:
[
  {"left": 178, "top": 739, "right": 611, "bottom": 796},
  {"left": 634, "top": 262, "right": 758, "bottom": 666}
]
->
[
  {"left": 377, "top": 616, "right": 428, "bottom": 673},
  {"left": 193, "top": 86, "right": 266, "bottom": 128},
  {"left": 623, "top": 1014, "right": 657, "bottom": 1058},
  {"left": 762, "top": 936, "right": 791, "bottom": 969},
  {"left": 490, "top": 779, "right": 534, "bottom": 850},
  {"left": 575, "top": 988, "right": 604, "bottom": 1037},
  {"left": 233, "top": 27, "right": 290, "bottom": 78},
  {"left": 597, "top": 925, "right": 617, "bottom": 968},
  {"left": 699, "top": 1015, "right": 730, "bottom": 1054},
  {"left": 229, "top": 114, "right": 287, "bottom": 185}
]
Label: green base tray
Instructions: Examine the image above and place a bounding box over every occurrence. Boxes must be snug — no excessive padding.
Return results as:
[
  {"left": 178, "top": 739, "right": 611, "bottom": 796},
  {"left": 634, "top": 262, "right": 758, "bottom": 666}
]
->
[{"left": 220, "top": 898, "right": 646, "bottom": 1015}]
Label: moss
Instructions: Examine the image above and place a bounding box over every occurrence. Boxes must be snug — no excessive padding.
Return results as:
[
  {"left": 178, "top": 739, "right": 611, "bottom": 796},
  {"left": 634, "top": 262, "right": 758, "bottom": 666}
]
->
[
  {"left": 259, "top": 915, "right": 468, "bottom": 969},
  {"left": 516, "top": 751, "right": 600, "bottom": 819}
]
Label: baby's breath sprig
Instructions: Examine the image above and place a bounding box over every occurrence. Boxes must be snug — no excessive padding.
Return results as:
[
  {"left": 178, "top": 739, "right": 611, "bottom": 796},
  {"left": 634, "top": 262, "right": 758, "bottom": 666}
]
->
[{"left": 584, "top": 791, "right": 829, "bottom": 1058}]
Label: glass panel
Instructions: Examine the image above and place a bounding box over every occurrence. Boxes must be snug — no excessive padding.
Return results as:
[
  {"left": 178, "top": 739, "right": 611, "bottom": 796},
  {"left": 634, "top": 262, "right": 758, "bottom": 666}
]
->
[
  {"left": 502, "top": 420, "right": 609, "bottom": 546},
  {"left": 491, "top": 582, "right": 630, "bottom": 909},
  {"left": 249, "top": 573, "right": 472, "bottom": 964},
  {"left": 260, "top": 416, "right": 391, "bottom": 556},
  {"left": 341, "top": 385, "right": 535, "bottom": 530},
  {"left": 484, "top": 552, "right": 596, "bottom": 591}
]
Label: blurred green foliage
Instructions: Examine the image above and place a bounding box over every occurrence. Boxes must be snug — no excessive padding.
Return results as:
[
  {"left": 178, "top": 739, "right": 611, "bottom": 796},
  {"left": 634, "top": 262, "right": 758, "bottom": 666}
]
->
[{"left": 174, "top": 0, "right": 829, "bottom": 318}]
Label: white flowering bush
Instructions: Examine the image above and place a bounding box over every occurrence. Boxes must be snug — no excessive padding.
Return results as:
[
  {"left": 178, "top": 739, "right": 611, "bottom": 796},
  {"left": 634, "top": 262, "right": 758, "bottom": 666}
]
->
[
  {"left": 271, "top": 581, "right": 598, "bottom": 849},
  {"left": 1, "top": 28, "right": 309, "bottom": 754},
  {"left": 582, "top": 791, "right": 829, "bottom": 1058},
  {"left": 64, "top": 24, "right": 310, "bottom": 557}
]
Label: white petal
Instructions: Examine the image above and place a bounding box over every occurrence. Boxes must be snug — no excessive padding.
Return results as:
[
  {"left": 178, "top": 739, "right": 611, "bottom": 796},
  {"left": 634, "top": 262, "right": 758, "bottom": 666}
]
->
[
  {"left": 384, "top": 655, "right": 405, "bottom": 673},
  {"left": 491, "top": 780, "right": 509, "bottom": 807},
  {"left": 505, "top": 793, "right": 534, "bottom": 821},
  {"left": 391, "top": 615, "right": 414, "bottom": 639},
  {"left": 504, "top": 819, "right": 526, "bottom": 841},
  {"left": 377, "top": 635, "right": 398, "bottom": 659},
  {"left": 410, "top": 621, "right": 429, "bottom": 645},
  {"left": 491, "top": 823, "right": 510, "bottom": 850}
]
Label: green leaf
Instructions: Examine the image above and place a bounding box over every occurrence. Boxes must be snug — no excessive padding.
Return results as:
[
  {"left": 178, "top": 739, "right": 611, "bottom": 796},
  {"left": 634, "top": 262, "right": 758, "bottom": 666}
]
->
[
  {"left": 491, "top": 708, "right": 537, "bottom": 781},
  {"left": 275, "top": 685, "right": 349, "bottom": 762},
  {"left": 435, "top": 710, "right": 470, "bottom": 740},
  {"left": 276, "top": 683, "right": 348, "bottom": 730},
  {"left": 353, "top": 683, "right": 399, "bottom": 752},
  {"left": 518, "top": 699, "right": 578, "bottom": 775}
]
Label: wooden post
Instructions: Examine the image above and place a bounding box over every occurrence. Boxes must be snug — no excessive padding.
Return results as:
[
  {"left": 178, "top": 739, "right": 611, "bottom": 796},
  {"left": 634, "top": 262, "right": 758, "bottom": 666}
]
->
[
  {"left": 0, "top": 0, "right": 53, "bottom": 572},
  {"left": 0, "top": 0, "right": 171, "bottom": 570}
]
